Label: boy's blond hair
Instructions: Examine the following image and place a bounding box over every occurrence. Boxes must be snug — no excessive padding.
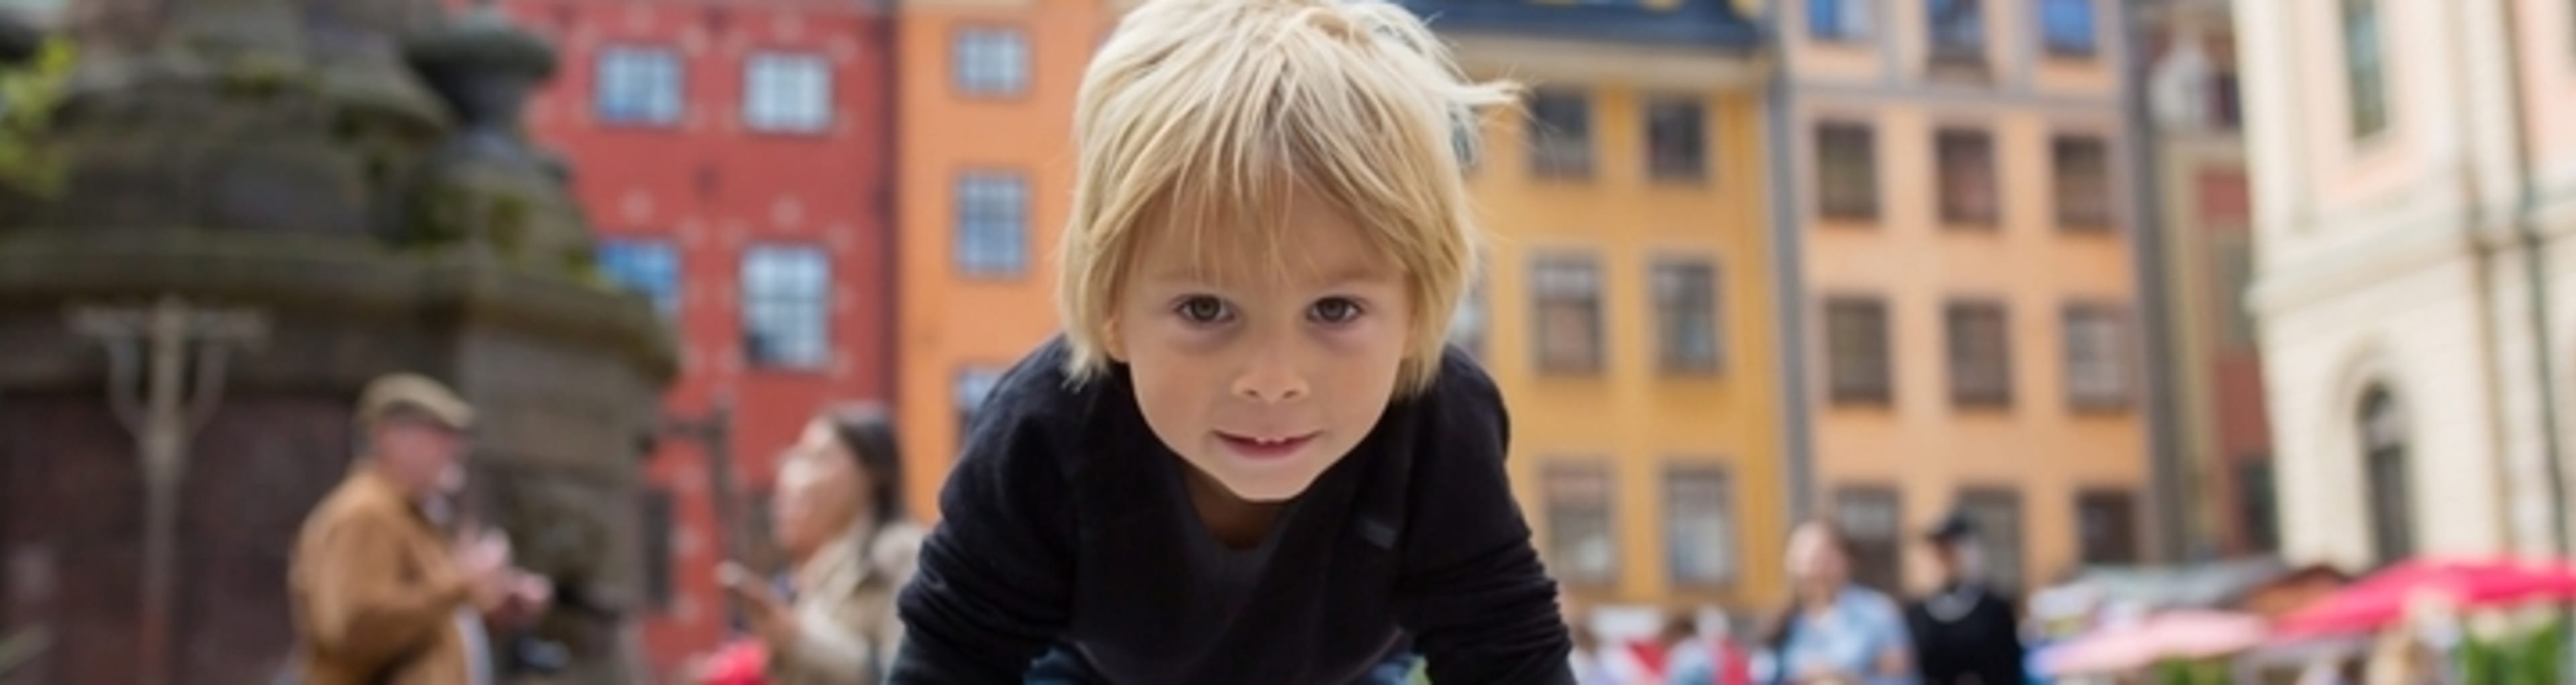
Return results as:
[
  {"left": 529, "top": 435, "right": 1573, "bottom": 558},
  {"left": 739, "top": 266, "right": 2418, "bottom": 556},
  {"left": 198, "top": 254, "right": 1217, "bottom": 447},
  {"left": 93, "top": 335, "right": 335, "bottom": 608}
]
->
[{"left": 1057, "top": 0, "right": 1513, "bottom": 397}]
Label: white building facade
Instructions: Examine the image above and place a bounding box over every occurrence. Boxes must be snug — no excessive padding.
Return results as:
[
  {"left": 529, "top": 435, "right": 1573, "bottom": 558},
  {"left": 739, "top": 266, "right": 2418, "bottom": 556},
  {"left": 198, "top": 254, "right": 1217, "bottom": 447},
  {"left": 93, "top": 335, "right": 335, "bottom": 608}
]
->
[{"left": 2236, "top": 0, "right": 2576, "bottom": 570}]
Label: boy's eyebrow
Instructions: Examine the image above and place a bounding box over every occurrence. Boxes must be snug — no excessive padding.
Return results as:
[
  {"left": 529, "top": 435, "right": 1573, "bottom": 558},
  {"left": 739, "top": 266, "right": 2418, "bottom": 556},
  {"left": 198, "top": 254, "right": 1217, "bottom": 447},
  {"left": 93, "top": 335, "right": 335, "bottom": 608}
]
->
[{"left": 1141, "top": 260, "right": 1400, "bottom": 290}]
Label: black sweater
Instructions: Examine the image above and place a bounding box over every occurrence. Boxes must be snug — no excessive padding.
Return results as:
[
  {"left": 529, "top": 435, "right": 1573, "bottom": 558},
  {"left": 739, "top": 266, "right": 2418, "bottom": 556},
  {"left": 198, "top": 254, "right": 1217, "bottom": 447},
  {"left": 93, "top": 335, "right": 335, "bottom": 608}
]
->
[{"left": 890, "top": 338, "right": 1574, "bottom": 684}]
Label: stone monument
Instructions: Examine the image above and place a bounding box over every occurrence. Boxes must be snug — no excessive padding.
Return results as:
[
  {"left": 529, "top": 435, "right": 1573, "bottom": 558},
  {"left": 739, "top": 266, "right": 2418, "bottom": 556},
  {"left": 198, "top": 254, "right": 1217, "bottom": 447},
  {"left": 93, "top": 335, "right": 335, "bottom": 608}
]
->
[{"left": 0, "top": 0, "right": 676, "bottom": 682}]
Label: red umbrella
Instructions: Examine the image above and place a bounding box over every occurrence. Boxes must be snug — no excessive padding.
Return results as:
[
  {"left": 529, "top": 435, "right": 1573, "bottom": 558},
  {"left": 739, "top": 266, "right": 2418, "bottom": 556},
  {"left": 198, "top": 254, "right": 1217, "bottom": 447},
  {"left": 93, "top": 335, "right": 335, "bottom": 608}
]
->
[{"left": 2271, "top": 558, "right": 2576, "bottom": 639}]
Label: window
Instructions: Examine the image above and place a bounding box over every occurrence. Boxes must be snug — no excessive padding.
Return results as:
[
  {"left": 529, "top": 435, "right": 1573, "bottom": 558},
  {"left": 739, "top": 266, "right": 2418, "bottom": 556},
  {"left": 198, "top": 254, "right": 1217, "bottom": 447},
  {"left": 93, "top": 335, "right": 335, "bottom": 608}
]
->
[
  {"left": 955, "top": 172, "right": 1028, "bottom": 276},
  {"left": 955, "top": 367, "right": 1004, "bottom": 445},
  {"left": 596, "top": 46, "right": 682, "bottom": 125},
  {"left": 1528, "top": 90, "right": 1594, "bottom": 178},
  {"left": 1544, "top": 463, "right": 1617, "bottom": 585},
  {"left": 2076, "top": 489, "right": 2141, "bottom": 566},
  {"left": 1835, "top": 486, "right": 1904, "bottom": 594},
  {"left": 1927, "top": 0, "right": 1986, "bottom": 63},
  {"left": 596, "top": 240, "right": 680, "bottom": 322},
  {"left": 1645, "top": 97, "right": 1708, "bottom": 181},
  {"left": 2052, "top": 134, "right": 2114, "bottom": 229},
  {"left": 2237, "top": 458, "right": 2279, "bottom": 552},
  {"left": 1664, "top": 465, "right": 1738, "bottom": 586},
  {"left": 1825, "top": 296, "right": 1893, "bottom": 405},
  {"left": 1945, "top": 300, "right": 2012, "bottom": 407},
  {"left": 1816, "top": 122, "right": 1880, "bottom": 220},
  {"left": 953, "top": 28, "right": 1029, "bottom": 96},
  {"left": 1957, "top": 488, "right": 2027, "bottom": 593},
  {"left": 743, "top": 52, "right": 831, "bottom": 133},
  {"left": 1654, "top": 259, "right": 1723, "bottom": 374},
  {"left": 1809, "top": 0, "right": 1873, "bottom": 41},
  {"left": 1450, "top": 278, "right": 1488, "bottom": 359},
  {"left": 2039, "top": 0, "right": 2098, "bottom": 56},
  {"left": 741, "top": 245, "right": 829, "bottom": 369},
  {"left": 640, "top": 488, "right": 676, "bottom": 609},
  {"left": 1532, "top": 256, "right": 1605, "bottom": 374},
  {"left": 2341, "top": 0, "right": 2388, "bottom": 140},
  {"left": 2214, "top": 236, "right": 2257, "bottom": 350},
  {"left": 2359, "top": 388, "right": 2413, "bottom": 565},
  {"left": 2063, "top": 304, "right": 2133, "bottom": 409},
  {"left": 1936, "top": 128, "right": 1998, "bottom": 225}
]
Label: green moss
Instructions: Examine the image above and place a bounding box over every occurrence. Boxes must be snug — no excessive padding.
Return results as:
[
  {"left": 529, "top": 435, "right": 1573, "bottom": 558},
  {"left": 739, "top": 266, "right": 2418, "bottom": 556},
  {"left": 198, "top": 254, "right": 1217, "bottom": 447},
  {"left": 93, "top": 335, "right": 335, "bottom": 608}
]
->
[{"left": 0, "top": 38, "right": 74, "bottom": 197}]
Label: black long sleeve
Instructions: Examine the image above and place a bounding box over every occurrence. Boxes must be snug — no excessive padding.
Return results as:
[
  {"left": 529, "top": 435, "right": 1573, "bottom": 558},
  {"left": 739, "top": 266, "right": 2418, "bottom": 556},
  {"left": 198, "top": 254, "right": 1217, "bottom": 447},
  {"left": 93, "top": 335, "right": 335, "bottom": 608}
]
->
[
  {"left": 1395, "top": 354, "right": 1575, "bottom": 684},
  {"left": 887, "top": 354, "right": 1079, "bottom": 683}
]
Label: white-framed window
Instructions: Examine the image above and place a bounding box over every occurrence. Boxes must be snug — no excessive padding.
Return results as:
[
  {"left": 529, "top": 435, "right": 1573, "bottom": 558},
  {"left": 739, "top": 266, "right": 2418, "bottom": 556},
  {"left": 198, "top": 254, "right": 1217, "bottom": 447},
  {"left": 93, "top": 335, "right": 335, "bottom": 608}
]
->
[
  {"left": 596, "top": 239, "right": 681, "bottom": 323},
  {"left": 955, "top": 172, "right": 1029, "bottom": 276},
  {"left": 953, "top": 28, "right": 1029, "bottom": 96},
  {"left": 596, "top": 46, "right": 682, "bottom": 125},
  {"left": 743, "top": 52, "right": 831, "bottom": 134},
  {"left": 741, "top": 244, "right": 829, "bottom": 369},
  {"left": 1664, "top": 464, "right": 1739, "bottom": 586}
]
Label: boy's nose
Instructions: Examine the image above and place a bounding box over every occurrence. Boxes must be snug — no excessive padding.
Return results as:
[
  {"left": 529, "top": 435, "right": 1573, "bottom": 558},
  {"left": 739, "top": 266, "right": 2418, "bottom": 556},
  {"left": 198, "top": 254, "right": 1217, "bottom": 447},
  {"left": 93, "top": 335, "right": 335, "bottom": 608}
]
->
[{"left": 1232, "top": 358, "right": 1309, "bottom": 404}]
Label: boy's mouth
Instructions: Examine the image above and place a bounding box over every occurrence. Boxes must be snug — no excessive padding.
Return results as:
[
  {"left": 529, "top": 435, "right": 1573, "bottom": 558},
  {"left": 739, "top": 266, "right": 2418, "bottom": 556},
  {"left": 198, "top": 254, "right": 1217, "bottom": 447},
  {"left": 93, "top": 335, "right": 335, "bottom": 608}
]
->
[{"left": 1215, "top": 431, "right": 1317, "bottom": 461}]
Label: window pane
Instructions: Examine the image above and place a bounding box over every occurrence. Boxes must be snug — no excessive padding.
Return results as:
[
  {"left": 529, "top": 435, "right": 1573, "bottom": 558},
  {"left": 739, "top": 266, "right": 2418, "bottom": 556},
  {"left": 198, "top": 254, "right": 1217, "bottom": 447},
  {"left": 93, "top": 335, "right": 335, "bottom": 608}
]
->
[
  {"left": 1811, "top": 0, "right": 1873, "bottom": 40},
  {"left": 1655, "top": 260, "right": 1721, "bottom": 374},
  {"left": 1937, "top": 129, "right": 1998, "bottom": 225},
  {"left": 955, "top": 28, "right": 1030, "bottom": 96},
  {"left": 2341, "top": 0, "right": 2387, "bottom": 139},
  {"left": 597, "top": 46, "right": 681, "bottom": 125},
  {"left": 2041, "top": 0, "right": 2098, "bottom": 56},
  {"left": 2076, "top": 490, "right": 2139, "bottom": 566},
  {"left": 1545, "top": 464, "right": 1618, "bottom": 584},
  {"left": 1817, "top": 123, "right": 1879, "bottom": 220},
  {"left": 1835, "top": 486, "right": 1904, "bottom": 594},
  {"left": 955, "top": 367, "right": 1004, "bottom": 445},
  {"left": 640, "top": 488, "right": 676, "bottom": 609},
  {"left": 2064, "top": 305, "right": 2132, "bottom": 408},
  {"left": 597, "top": 240, "right": 681, "bottom": 323},
  {"left": 1959, "top": 489, "right": 2027, "bottom": 593},
  {"left": 1646, "top": 97, "right": 1708, "bottom": 181},
  {"left": 2237, "top": 458, "right": 2279, "bottom": 552},
  {"left": 955, "top": 172, "right": 1029, "bottom": 276},
  {"left": 1529, "top": 90, "right": 1594, "bottom": 178},
  {"left": 1928, "top": 0, "right": 1985, "bottom": 54},
  {"left": 1532, "top": 257, "right": 1604, "bottom": 373},
  {"left": 1665, "top": 466, "right": 1737, "bottom": 585},
  {"left": 1827, "top": 297, "right": 1892, "bottom": 404},
  {"left": 2053, "top": 136, "right": 2113, "bottom": 229},
  {"left": 741, "top": 245, "right": 830, "bottom": 368},
  {"left": 745, "top": 52, "right": 831, "bottom": 133},
  {"left": 1945, "top": 301, "right": 2012, "bottom": 407}
]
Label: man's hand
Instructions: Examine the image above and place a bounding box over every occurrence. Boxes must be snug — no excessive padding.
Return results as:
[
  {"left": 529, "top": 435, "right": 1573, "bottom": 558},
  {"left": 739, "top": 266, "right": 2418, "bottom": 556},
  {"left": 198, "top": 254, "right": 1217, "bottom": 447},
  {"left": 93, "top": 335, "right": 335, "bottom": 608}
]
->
[{"left": 455, "top": 531, "right": 516, "bottom": 613}]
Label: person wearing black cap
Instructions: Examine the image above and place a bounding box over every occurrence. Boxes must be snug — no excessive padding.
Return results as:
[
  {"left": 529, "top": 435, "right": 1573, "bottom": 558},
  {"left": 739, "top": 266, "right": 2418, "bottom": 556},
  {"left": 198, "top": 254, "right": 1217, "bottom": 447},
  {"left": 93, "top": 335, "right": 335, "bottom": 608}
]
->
[{"left": 1904, "top": 513, "right": 2025, "bottom": 685}]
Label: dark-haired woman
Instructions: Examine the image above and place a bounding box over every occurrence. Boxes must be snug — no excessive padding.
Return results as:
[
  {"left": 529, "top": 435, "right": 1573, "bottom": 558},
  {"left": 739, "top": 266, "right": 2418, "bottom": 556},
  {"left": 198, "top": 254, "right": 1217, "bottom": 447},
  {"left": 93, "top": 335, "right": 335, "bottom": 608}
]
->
[{"left": 724, "top": 404, "right": 924, "bottom": 685}]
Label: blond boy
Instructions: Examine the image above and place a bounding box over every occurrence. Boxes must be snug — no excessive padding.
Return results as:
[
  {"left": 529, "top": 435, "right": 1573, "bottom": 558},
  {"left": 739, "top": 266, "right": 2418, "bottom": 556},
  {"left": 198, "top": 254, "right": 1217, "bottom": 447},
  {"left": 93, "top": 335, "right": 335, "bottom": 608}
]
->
[{"left": 892, "top": 0, "right": 1572, "bottom": 682}]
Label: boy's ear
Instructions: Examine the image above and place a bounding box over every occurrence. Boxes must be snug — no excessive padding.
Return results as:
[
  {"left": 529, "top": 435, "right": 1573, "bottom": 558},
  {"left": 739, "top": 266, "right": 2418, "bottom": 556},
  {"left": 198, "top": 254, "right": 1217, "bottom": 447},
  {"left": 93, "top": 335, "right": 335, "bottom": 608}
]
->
[{"left": 1102, "top": 318, "right": 1130, "bottom": 362}]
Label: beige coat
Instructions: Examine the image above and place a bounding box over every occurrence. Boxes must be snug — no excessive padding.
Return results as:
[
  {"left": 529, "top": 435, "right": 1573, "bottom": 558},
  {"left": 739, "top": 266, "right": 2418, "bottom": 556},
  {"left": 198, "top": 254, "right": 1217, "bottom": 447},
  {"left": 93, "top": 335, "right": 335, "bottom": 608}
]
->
[
  {"left": 288, "top": 468, "right": 478, "bottom": 685},
  {"left": 767, "top": 521, "right": 925, "bottom": 685}
]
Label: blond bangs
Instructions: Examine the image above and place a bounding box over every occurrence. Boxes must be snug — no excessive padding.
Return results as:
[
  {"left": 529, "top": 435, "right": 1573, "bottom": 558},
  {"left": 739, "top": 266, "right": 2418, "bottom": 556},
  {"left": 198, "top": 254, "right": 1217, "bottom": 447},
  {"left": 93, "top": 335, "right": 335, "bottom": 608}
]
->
[{"left": 1059, "top": 0, "right": 1515, "bottom": 396}]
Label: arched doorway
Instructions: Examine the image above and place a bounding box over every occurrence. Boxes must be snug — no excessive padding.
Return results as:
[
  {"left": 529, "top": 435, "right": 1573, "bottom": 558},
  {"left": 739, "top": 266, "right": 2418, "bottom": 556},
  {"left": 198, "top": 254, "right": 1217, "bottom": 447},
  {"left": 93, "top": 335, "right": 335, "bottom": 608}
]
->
[{"left": 2358, "top": 386, "right": 2414, "bottom": 564}]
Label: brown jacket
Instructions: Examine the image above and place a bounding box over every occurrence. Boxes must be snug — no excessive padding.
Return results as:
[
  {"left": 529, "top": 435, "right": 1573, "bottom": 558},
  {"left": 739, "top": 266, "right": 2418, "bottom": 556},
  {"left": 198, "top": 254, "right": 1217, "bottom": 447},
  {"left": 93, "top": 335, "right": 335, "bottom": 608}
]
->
[
  {"left": 288, "top": 467, "right": 478, "bottom": 685},
  {"left": 767, "top": 521, "right": 925, "bottom": 685}
]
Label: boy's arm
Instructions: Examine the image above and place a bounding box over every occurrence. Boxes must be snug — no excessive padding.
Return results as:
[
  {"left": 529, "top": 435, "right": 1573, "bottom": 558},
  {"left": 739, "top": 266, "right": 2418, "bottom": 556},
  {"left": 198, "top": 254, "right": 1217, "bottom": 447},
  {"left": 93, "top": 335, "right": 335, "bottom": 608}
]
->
[
  {"left": 888, "top": 392, "right": 1078, "bottom": 682},
  {"left": 1396, "top": 358, "right": 1576, "bottom": 684}
]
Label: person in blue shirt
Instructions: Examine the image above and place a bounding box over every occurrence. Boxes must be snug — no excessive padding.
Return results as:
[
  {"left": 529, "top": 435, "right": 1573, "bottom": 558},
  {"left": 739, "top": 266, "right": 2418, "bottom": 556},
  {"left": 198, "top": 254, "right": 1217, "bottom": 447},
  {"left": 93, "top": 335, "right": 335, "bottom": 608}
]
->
[
  {"left": 1759, "top": 519, "right": 1917, "bottom": 685},
  {"left": 887, "top": 1, "right": 1573, "bottom": 682}
]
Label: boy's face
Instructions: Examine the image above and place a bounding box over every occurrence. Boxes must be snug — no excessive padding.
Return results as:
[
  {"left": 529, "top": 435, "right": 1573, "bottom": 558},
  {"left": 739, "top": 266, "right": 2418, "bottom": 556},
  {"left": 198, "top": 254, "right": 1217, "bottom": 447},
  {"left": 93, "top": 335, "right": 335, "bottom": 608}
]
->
[{"left": 1109, "top": 187, "right": 1413, "bottom": 503}]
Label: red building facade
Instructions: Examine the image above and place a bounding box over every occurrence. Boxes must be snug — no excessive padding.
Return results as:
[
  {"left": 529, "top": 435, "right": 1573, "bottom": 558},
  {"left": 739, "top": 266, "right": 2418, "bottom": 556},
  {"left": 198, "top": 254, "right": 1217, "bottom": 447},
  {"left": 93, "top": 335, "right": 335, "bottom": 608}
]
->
[{"left": 506, "top": 0, "right": 896, "bottom": 671}]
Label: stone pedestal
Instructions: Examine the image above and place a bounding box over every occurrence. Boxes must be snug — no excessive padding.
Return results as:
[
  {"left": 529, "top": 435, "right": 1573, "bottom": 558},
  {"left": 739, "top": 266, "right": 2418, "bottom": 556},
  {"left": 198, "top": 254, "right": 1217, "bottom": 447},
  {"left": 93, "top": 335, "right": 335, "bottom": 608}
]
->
[{"left": 0, "top": 1, "right": 674, "bottom": 683}]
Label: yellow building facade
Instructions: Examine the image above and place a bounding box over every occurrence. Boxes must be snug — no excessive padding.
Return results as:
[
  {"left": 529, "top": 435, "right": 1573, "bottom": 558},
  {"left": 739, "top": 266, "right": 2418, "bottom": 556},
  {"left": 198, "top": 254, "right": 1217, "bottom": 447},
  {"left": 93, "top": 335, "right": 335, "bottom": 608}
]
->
[{"left": 1436, "top": 2, "right": 1788, "bottom": 611}]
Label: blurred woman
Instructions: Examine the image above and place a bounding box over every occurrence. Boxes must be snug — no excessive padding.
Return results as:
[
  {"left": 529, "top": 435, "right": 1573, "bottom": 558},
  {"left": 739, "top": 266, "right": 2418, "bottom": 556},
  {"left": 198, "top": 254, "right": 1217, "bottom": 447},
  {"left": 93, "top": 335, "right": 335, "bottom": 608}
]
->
[
  {"left": 722, "top": 404, "right": 924, "bottom": 684},
  {"left": 1760, "top": 519, "right": 1917, "bottom": 685}
]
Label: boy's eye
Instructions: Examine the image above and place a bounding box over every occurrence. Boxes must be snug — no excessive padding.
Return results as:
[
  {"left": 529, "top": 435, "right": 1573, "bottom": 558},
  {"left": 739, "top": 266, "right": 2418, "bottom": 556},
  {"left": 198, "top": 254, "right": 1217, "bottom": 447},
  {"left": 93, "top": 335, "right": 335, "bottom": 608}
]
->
[
  {"left": 1175, "top": 296, "right": 1234, "bottom": 324},
  {"left": 1308, "top": 297, "right": 1364, "bottom": 325}
]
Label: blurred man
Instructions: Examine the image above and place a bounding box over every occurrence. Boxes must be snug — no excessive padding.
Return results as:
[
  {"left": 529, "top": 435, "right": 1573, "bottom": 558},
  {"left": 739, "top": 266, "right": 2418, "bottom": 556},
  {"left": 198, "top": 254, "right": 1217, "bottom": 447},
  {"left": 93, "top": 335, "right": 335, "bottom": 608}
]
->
[
  {"left": 1904, "top": 513, "right": 2024, "bottom": 685},
  {"left": 286, "top": 374, "right": 545, "bottom": 685}
]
